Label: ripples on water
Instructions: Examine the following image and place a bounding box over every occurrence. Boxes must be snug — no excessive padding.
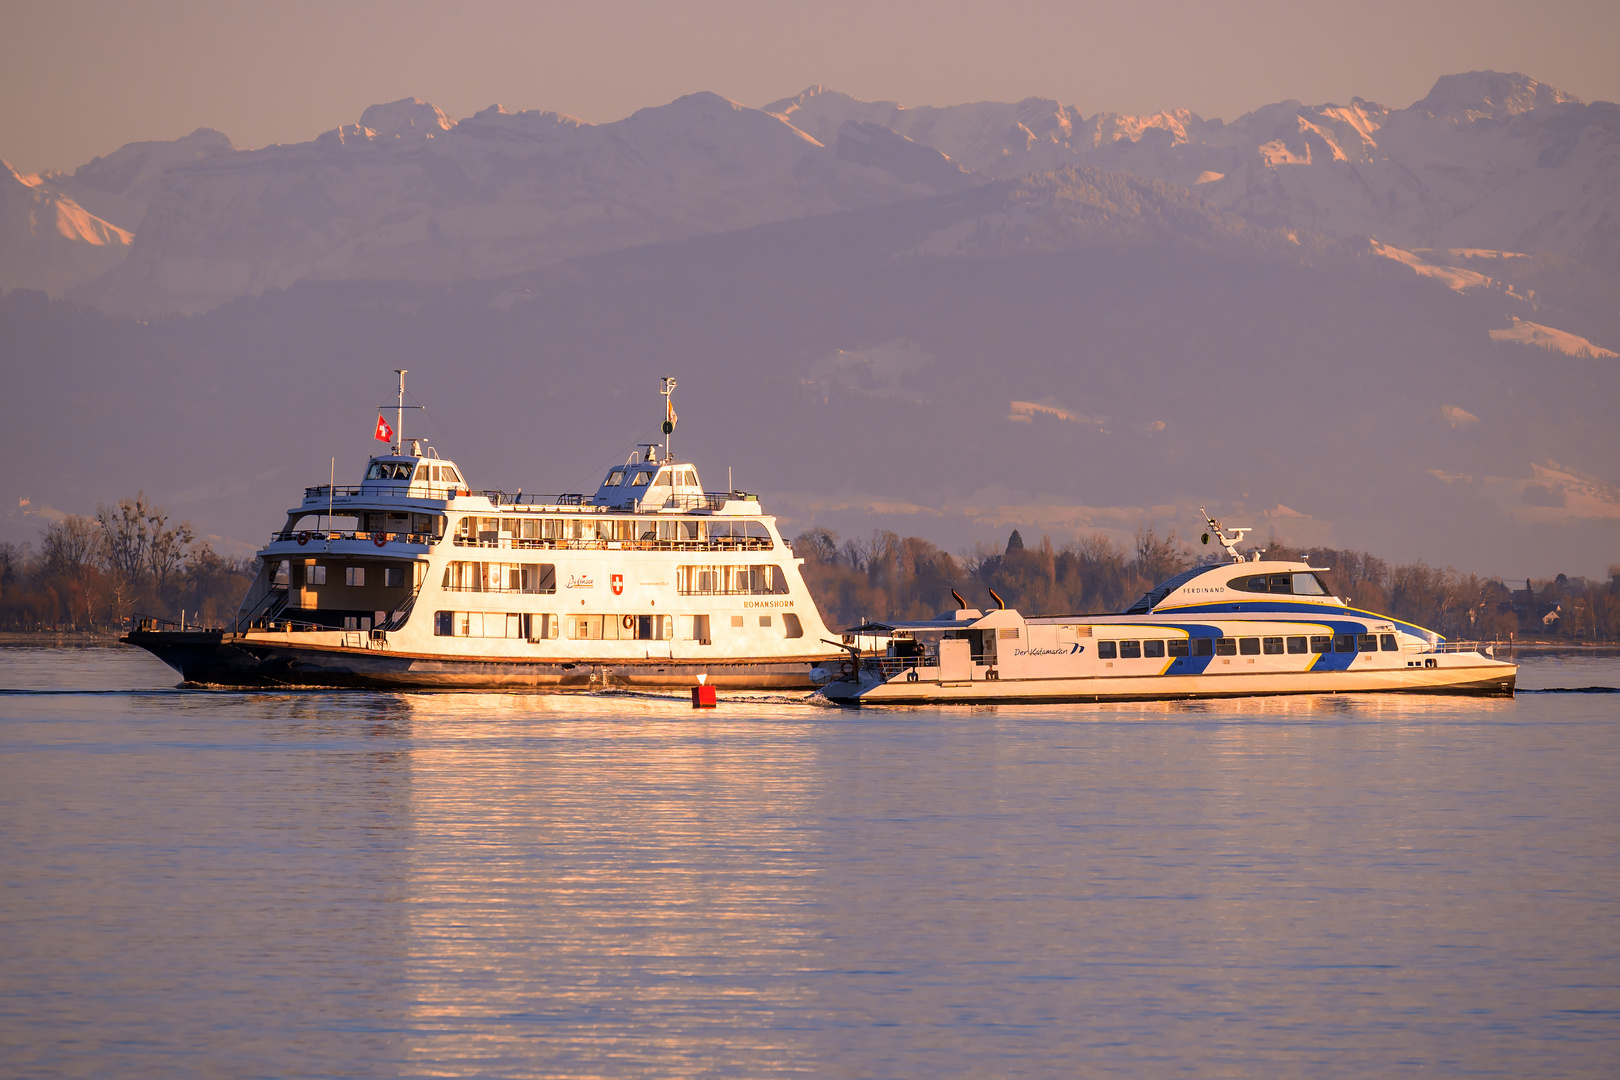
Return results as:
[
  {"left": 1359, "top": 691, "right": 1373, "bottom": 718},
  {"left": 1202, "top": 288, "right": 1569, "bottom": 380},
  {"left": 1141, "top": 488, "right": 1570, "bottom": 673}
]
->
[{"left": 2, "top": 645, "right": 1617, "bottom": 1078}]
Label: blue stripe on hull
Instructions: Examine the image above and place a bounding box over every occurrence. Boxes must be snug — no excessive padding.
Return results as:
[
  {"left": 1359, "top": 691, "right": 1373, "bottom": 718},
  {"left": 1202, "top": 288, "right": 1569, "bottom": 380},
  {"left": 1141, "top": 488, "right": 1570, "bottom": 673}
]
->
[
  {"left": 1106, "top": 618, "right": 1394, "bottom": 676},
  {"left": 1145, "top": 602, "right": 1436, "bottom": 641}
]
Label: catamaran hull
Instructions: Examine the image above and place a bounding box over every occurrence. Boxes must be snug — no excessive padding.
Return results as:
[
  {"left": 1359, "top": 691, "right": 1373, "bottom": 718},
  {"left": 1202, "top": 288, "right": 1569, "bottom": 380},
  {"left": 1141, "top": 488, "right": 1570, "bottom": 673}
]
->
[
  {"left": 124, "top": 631, "right": 824, "bottom": 690},
  {"left": 820, "top": 663, "right": 1516, "bottom": 706}
]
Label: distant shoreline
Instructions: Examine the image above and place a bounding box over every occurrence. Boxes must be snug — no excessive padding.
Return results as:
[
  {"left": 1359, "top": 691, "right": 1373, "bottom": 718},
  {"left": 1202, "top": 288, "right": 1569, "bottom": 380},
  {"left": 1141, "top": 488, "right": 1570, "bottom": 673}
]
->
[
  {"left": 2, "top": 631, "right": 1616, "bottom": 657},
  {"left": 0, "top": 631, "right": 127, "bottom": 646}
]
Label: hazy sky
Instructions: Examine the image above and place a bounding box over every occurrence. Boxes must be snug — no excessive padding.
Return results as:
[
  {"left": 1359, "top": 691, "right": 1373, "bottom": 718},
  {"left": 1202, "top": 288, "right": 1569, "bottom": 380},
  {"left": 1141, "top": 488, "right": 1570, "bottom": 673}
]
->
[{"left": 3, "top": 0, "right": 1616, "bottom": 173}]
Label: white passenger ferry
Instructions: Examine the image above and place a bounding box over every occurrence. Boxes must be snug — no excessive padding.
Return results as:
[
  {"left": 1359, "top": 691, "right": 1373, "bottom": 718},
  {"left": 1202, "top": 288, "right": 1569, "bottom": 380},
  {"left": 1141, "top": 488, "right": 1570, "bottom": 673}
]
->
[
  {"left": 819, "top": 512, "right": 1517, "bottom": 705},
  {"left": 126, "top": 377, "right": 841, "bottom": 689}
]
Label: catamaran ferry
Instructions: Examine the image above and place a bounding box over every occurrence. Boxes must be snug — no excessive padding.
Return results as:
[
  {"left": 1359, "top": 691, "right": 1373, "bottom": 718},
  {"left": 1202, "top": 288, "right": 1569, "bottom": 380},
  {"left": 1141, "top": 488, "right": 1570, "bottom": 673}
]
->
[
  {"left": 125, "top": 376, "right": 841, "bottom": 689},
  {"left": 819, "top": 512, "right": 1517, "bottom": 705}
]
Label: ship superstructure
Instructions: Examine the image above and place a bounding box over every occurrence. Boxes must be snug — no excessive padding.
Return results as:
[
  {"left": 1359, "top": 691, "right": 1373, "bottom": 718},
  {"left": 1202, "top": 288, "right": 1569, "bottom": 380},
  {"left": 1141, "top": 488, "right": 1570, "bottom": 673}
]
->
[{"left": 126, "top": 377, "right": 840, "bottom": 689}]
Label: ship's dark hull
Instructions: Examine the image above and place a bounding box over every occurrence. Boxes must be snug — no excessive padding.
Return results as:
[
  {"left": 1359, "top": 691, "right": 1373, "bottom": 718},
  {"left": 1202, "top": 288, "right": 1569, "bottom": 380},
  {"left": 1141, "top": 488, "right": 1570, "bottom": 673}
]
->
[{"left": 123, "top": 631, "right": 826, "bottom": 690}]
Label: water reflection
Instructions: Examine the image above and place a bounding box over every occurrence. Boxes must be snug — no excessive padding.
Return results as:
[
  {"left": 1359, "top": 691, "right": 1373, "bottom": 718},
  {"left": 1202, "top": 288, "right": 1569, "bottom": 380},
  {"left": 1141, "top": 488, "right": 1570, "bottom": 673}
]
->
[
  {"left": 396, "top": 693, "right": 825, "bottom": 1076},
  {"left": 3, "top": 651, "right": 1618, "bottom": 1077}
]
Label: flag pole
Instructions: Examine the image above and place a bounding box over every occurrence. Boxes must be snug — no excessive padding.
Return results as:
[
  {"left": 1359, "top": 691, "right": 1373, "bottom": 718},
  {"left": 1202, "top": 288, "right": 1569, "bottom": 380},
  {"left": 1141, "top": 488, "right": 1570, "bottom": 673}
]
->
[{"left": 327, "top": 456, "right": 335, "bottom": 551}]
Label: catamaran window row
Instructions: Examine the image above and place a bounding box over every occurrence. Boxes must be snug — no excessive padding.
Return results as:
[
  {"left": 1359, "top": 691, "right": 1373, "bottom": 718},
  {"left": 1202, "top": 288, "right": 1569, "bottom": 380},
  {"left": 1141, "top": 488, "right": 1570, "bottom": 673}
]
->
[
  {"left": 433, "top": 611, "right": 805, "bottom": 640},
  {"left": 452, "top": 516, "right": 774, "bottom": 550},
  {"left": 1094, "top": 633, "right": 1401, "bottom": 659}
]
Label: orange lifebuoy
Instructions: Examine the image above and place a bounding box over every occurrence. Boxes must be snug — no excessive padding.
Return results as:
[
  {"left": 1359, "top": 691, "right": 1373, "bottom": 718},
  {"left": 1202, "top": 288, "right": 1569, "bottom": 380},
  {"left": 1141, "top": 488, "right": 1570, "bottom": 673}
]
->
[
  {"left": 374, "top": 533, "right": 388, "bottom": 547},
  {"left": 622, "top": 614, "right": 634, "bottom": 630},
  {"left": 297, "top": 533, "right": 309, "bottom": 546}
]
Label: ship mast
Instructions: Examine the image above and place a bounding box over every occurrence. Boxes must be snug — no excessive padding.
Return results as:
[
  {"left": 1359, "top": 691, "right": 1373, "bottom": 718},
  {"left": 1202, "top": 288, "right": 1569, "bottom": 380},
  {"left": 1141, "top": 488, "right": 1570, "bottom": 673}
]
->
[
  {"left": 660, "top": 376, "right": 677, "bottom": 461},
  {"left": 394, "top": 369, "right": 407, "bottom": 455}
]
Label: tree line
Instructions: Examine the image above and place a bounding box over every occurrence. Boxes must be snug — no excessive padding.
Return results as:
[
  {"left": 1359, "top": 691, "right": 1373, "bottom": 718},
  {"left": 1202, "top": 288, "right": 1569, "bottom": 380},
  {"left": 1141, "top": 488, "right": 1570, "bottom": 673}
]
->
[
  {"left": 0, "top": 493, "right": 254, "bottom": 632},
  {"left": 792, "top": 525, "right": 1620, "bottom": 643},
  {"left": 4, "top": 501, "right": 1614, "bottom": 642}
]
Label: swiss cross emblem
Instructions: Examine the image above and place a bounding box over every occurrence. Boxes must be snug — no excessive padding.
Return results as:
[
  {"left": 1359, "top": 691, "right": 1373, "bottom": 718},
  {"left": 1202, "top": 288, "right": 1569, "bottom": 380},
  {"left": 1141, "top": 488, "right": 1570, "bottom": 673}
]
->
[{"left": 611, "top": 574, "right": 624, "bottom": 595}]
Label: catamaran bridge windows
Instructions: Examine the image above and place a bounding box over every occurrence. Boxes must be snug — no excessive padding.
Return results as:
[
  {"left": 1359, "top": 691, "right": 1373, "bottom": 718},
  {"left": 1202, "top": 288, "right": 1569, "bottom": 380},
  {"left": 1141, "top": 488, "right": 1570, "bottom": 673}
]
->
[{"left": 1230, "top": 572, "right": 1330, "bottom": 595}]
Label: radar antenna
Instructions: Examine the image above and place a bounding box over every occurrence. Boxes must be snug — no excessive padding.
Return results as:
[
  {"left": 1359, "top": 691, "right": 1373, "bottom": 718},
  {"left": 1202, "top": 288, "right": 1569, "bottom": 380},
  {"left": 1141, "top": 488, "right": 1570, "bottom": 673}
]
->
[{"left": 1199, "top": 506, "right": 1253, "bottom": 563}]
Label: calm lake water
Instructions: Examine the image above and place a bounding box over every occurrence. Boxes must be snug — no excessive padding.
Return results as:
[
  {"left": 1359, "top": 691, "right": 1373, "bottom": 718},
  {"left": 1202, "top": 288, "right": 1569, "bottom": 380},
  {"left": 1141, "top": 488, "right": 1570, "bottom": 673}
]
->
[{"left": 2, "top": 645, "right": 1617, "bottom": 1079}]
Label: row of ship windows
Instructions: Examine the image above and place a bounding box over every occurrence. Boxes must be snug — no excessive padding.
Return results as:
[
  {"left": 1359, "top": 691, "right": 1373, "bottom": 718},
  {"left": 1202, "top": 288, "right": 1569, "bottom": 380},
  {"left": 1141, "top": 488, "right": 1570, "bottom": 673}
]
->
[
  {"left": 455, "top": 517, "right": 769, "bottom": 543},
  {"left": 366, "top": 462, "right": 463, "bottom": 483},
  {"left": 1096, "top": 633, "right": 1399, "bottom": 659},
  {"left": 432, "top": 611, "right": 805, "bottom": 641},
  {"left": 274, "top": 563, "right": 407, "bottom": 588},
  {"left": 602, "top": 466, "right": 698, "bottom": 489},
  {"left": 439, "top": 562, "right": 790, "bottom": 596}
]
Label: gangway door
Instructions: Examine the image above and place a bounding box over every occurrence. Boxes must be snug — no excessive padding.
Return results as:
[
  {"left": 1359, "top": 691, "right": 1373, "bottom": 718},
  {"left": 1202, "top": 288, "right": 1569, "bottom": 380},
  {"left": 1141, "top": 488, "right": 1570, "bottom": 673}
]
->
[{"left": 939, "top": 639, "right": 972, "bottom": 682}]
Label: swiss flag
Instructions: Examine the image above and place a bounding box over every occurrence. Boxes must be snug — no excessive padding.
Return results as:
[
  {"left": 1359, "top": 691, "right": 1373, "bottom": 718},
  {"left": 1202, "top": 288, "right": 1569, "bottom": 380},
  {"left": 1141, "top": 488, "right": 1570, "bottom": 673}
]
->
[{"left": 374, "top": 415, "right": 394, "bottom": 444}]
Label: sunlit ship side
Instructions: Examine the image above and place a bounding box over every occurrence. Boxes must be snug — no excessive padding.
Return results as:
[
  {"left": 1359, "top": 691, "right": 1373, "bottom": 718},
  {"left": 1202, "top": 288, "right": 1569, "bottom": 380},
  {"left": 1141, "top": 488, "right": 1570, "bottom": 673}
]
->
[
  {"left": 818, "top": 512, "right": 1517, "bottom": 705},
  {"left": 125, "top": 378, "right": 841, "bottom": 689}
]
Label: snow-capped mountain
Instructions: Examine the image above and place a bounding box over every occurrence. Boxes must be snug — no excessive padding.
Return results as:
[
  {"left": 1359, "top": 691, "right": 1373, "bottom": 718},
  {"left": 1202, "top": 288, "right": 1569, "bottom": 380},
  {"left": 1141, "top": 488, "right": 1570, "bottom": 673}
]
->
[
  {"left": 0, "top": 161, "right": 132, "bottom": 296},
  {"left": 70, "top": 92, "right": 981, "bottom": 315},
  {"left": 1, "top": 72, "right": 1615, "bottom": 321},
  {"left": 770, "top": 73, "right": 1620, "bottom": 275}
]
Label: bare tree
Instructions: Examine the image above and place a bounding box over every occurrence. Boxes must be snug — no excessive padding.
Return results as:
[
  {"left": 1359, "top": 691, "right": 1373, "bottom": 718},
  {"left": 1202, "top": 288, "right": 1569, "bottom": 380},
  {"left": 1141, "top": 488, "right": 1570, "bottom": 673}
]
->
[
  {"left": 107, "top": 575, "right": 136, "bottom": 631},
  {"left": 41, "top": 514, "right": 103, "bottom": 579},
  {"left": 0, "top": 541, "right": 21, "bottom": 608},
  {"left": 1133, "top": 524, "right": 1190, "bottom": 586},
  {"left": 39, "top": 515, "right": 107, "bottom": 629},
  {"left": 145, "top": 506, "right": 195, "bottom": 596},
  {"left": 98, "top": 493, "right": 152, "bottom": 585}
]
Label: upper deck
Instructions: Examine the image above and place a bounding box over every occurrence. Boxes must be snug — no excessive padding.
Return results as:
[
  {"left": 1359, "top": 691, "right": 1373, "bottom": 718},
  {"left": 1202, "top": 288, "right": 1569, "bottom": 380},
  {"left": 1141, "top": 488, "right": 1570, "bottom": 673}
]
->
[{"left": 267, "top": 441, "right": 778, "bottom": 561}]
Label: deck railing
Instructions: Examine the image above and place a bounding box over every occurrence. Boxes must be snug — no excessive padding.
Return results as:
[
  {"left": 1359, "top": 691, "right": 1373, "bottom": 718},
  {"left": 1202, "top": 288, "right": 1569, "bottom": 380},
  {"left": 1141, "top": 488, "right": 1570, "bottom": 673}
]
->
[
  {"left": 865, "top": 655, "right": 992, "bottom": 678},
  {"left": 272, "top": 530, "right": 437, "bottom": 546},
  {"left": 450, "top": 535, "right": 773, "bottom": 552},
  {"left": 1422, "top": 641, "right": 1497, "bottom": 655},
  {"left": 302, "top": 484, "right": 759, "bottom": 512}
]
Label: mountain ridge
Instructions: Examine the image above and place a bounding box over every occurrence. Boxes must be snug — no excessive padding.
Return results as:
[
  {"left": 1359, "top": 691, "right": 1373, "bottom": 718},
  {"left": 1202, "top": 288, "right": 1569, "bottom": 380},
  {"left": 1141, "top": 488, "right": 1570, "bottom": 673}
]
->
[{"left": 3, "top": 72, "right": 1615, "bottom": 318}]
